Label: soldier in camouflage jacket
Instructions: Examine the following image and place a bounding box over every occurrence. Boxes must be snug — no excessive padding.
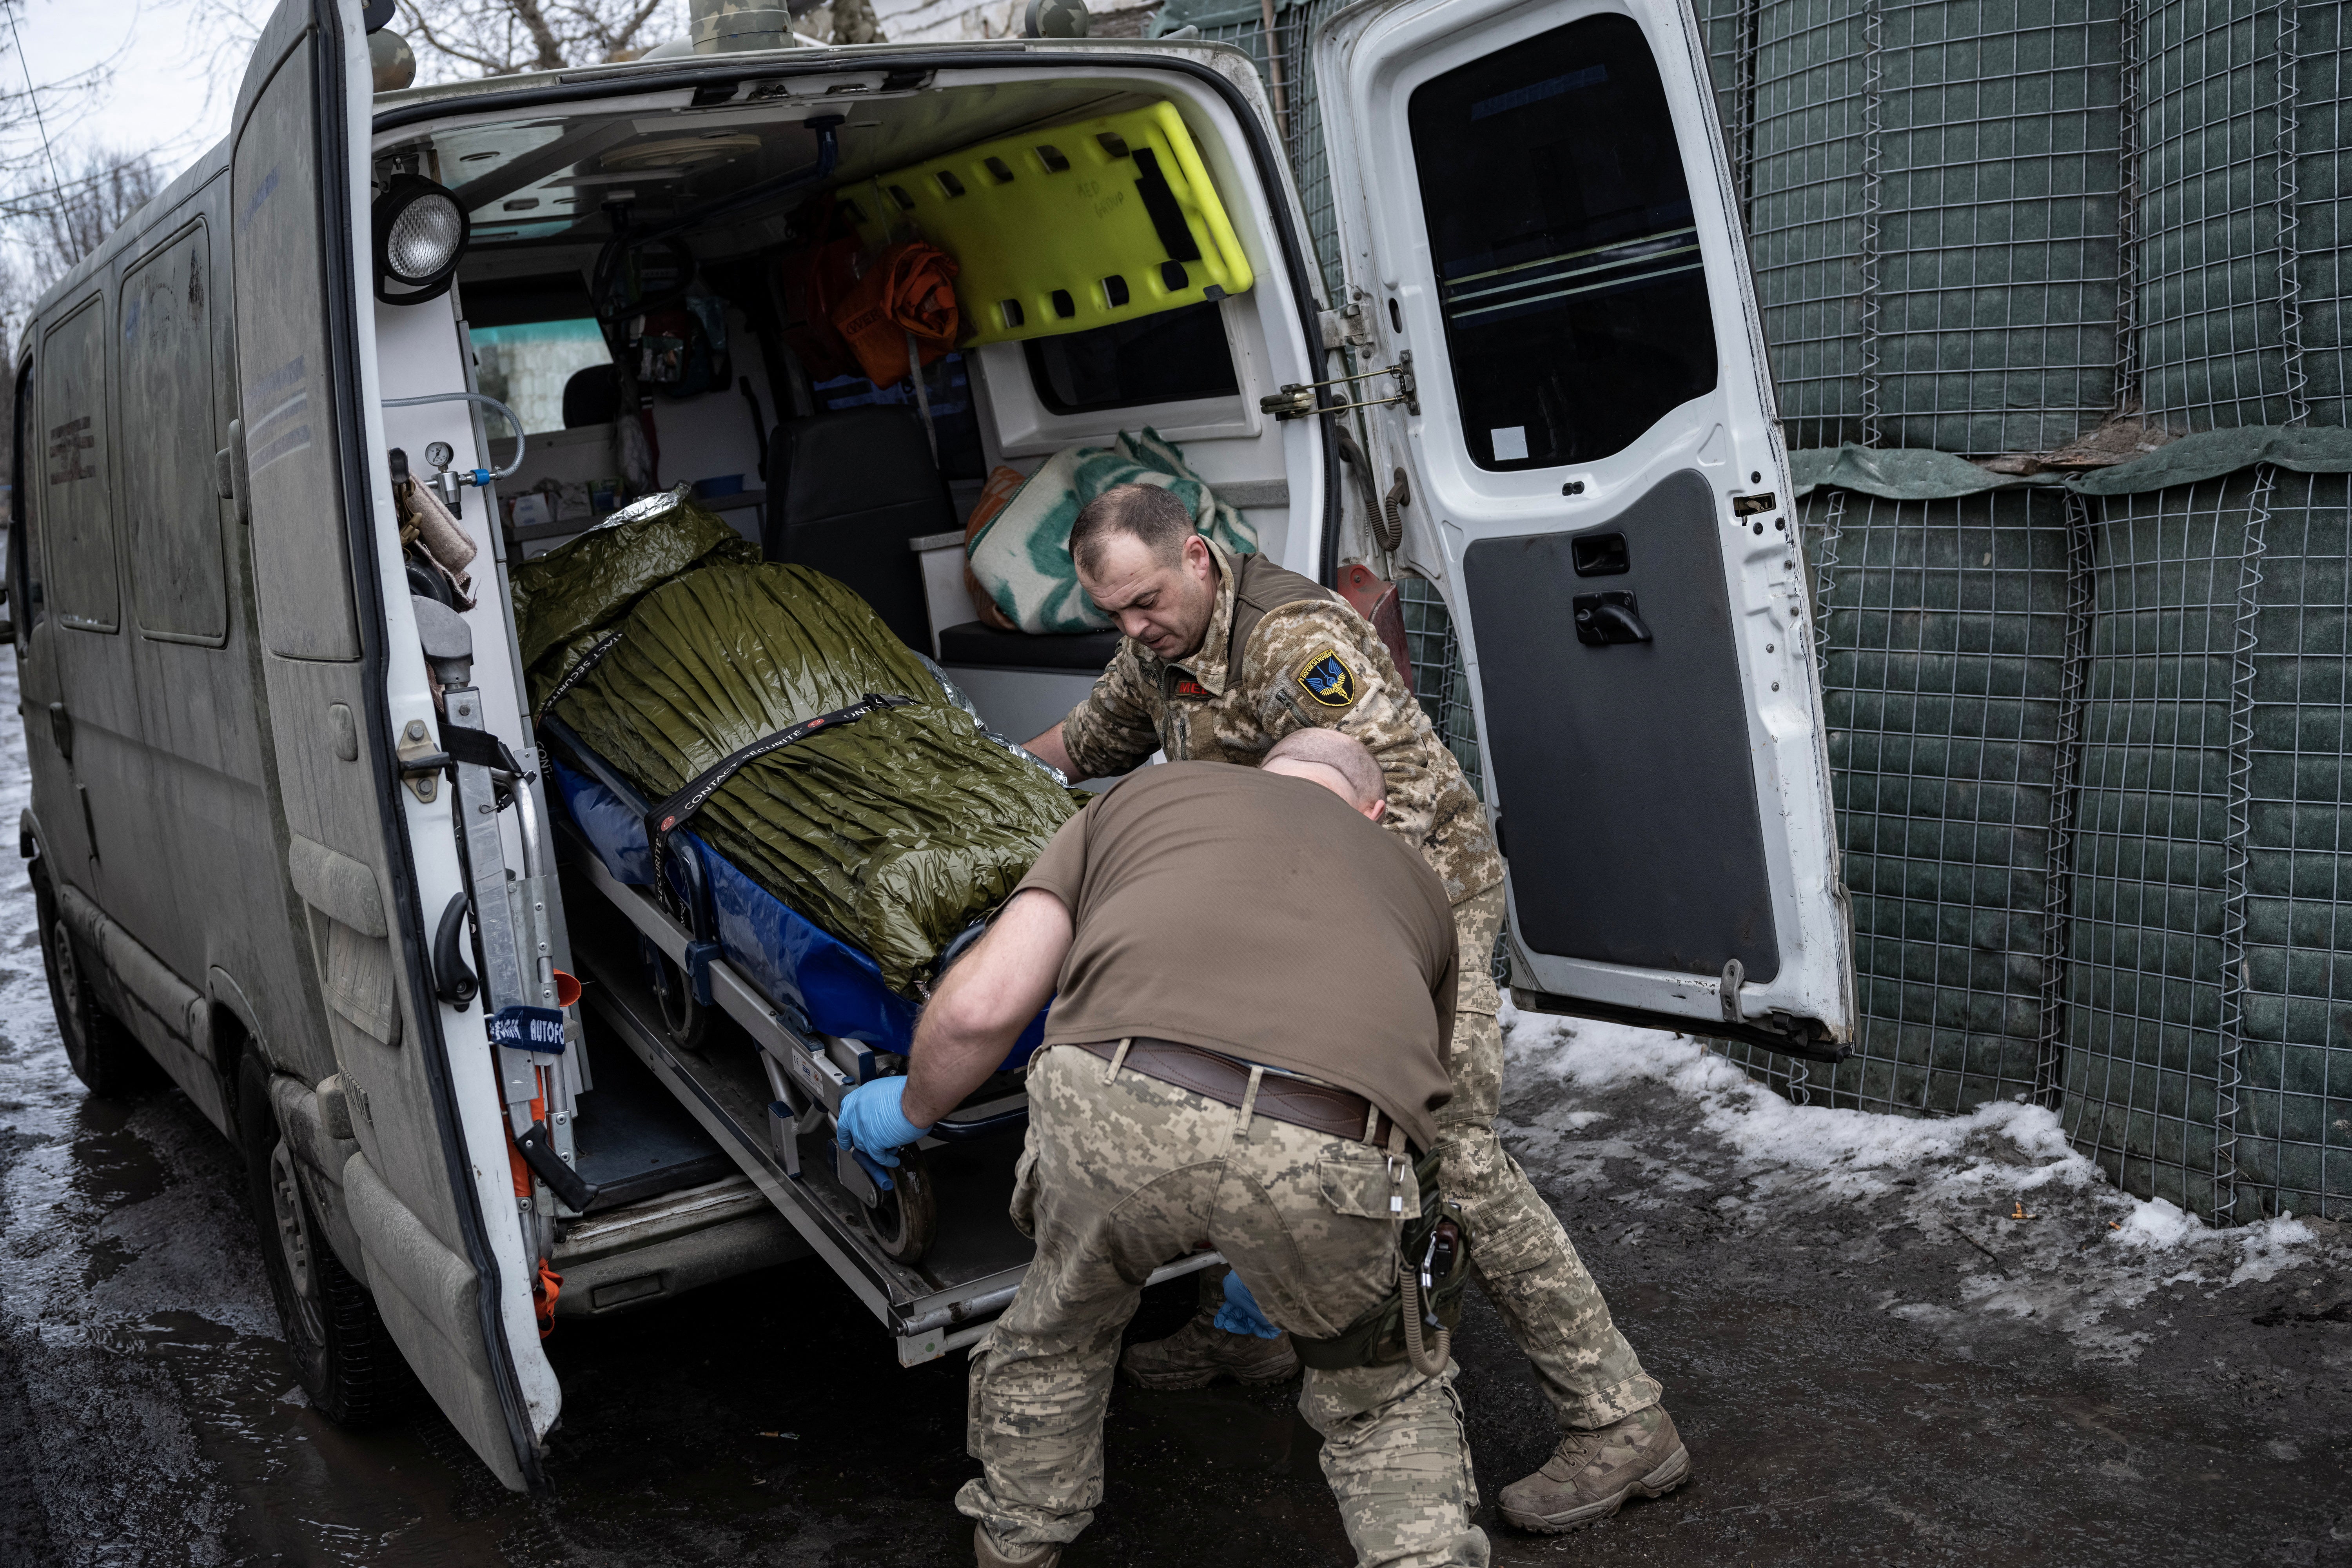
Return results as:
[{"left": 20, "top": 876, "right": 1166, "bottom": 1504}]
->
[{"left": 1023, "top": 486, "right": 1690, "bottom": 1534}]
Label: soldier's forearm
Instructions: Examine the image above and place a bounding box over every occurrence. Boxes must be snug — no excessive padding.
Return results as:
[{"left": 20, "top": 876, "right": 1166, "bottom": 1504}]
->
[
  {"left": 904, "top": 889, "right": 1071, "bottom": 1125},
  {"left": 1023, "top": 722, "right": 1086, "bottom": 782}
]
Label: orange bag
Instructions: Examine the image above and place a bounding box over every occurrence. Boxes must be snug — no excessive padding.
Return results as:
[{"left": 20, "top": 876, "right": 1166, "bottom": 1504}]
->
[
  {"left": 962, "top": 465, "right": 1029, "bottom": 630},
  {"left": 829, "top": 240, "right": 962, "bottom": 389},
  {"left": 777, "top": 195, "right": 864, "bottom": 382}
]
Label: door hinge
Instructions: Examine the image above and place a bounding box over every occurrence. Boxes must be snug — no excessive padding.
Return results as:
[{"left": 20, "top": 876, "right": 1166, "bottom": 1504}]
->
[
  {"left": 1318, "top": 299, "right": 1376, "bottom": 351},
  {"left": 396, "top": 718, "right": 445, "bottom": 803},
  {"left": 1262, "top": 351, "right": 1418, "bottom": 421}
]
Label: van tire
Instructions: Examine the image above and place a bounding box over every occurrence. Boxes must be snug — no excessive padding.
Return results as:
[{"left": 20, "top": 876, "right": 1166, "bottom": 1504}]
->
[
  {"left": 237, "top": 1054, "right": 414, "bottom": 1427},
  {"left": 33, "top": 865, "right": 155, "bottom": 1099}
]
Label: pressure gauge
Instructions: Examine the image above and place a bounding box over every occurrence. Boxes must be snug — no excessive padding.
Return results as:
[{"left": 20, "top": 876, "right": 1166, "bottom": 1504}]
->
[{"left": 424, "top": 441, "right": 455, "bottom": 471}]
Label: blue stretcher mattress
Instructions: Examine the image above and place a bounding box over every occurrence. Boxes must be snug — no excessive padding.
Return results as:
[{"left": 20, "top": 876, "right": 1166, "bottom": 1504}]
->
[{"left": 551, "top": 750, "right": 1044, "bottom": 1065}]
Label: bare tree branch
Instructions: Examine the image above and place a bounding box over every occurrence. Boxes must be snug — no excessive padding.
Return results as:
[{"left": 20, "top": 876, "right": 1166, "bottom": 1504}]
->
[
  {"left": 9, "top": 148, "right": 162, "bottom": 289},
  {"left": 394, "top": 0, "right": 689, "bottom": 81}
]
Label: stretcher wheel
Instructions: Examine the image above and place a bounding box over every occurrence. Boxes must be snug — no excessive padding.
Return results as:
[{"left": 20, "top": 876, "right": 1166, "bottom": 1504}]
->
[
  {"left": 867, "top": 1144, "right": 936, "bottom": 1264},
  {"left": 648, "top": 948, "right": 708, "bottom": 1052}
]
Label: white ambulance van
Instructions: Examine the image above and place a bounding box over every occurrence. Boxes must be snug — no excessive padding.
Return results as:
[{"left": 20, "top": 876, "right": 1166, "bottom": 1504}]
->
[{"left": 11, "top": 0, "right": 1851, "bottom": 1489}]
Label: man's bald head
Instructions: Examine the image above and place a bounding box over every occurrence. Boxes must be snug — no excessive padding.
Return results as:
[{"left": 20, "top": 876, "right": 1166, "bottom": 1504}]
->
[{"left": 1263, "top": 728, "right": 1387, "bottom": 822}]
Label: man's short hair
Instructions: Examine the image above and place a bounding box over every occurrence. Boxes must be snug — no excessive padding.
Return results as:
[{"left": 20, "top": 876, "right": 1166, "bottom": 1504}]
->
[
  {"left": 1264, "top": 727, "right": 1387, "bottom": 807},
  {"left": 1070, "top": 483, "right": 1195, "bottom": 576}
]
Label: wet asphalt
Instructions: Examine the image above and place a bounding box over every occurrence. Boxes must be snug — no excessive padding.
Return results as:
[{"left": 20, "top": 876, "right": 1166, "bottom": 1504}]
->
[{"left": 1, "top": 645, "right": 2348, "bottom": 1566}]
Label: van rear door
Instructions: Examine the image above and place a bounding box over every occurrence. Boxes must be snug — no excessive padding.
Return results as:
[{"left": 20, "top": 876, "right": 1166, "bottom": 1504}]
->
[
  {"left": 232, "top": 0, "right": 552, "bottom": 1489},
  {"left": 1315, "top": 0, "right": 1853, "bottom": 1051}
]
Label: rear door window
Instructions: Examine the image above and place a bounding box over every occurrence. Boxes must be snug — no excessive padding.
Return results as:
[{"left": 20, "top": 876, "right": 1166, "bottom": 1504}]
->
[
  {"left": 470, "top": 319, "right": 611, "bottom": 435},
  {"left": 39, "top": 297, "right": 118, "bottom": 632},
  {"left": 1408, "top": 15, "right": 1717, "bottom": 470},
  {"left": 1022, "top": 300, "right": 1240, "bottom": 414}
]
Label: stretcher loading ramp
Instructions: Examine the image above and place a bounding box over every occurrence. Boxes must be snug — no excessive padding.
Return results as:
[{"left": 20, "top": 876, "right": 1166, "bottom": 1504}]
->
[{"left": 557, "top": 818, "right": 1221, "bottom": 1363}]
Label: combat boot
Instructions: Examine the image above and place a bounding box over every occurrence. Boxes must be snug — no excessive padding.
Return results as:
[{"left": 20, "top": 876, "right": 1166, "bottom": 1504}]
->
[
  {"left": 1119, "top": 1312, "right": 1299, "bottom": 1389},
  {"left": 974, "top": 1523, "right": 1060, "bottom": 1567},
  {"left": 1496, "top": 1405, "right": 1691, "bottom": 1534}
]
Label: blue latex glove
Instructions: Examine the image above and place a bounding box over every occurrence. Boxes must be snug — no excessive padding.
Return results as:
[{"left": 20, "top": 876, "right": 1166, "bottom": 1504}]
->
[
  {"left": 835, "top": 1077, "right": 928, "bottom": 1171},
  {"left": 1214, "top": 1270, "right": 1282, "bottom": 1339}
]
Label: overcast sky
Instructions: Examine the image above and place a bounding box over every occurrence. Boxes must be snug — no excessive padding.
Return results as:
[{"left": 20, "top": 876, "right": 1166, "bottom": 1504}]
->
[{"left": 4, "top": 0, "right": 250, "bottom": 184}]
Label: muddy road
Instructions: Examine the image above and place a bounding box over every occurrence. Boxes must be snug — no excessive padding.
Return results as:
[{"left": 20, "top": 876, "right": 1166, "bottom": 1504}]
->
[{"left": 0, "top": 646, "right": 2347, "bottom": 1566}]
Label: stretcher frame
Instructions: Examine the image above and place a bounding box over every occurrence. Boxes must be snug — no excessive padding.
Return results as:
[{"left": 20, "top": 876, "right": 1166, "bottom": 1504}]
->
[{"left": 557, "top": 815, "right": 1222, "bottom": 1363}]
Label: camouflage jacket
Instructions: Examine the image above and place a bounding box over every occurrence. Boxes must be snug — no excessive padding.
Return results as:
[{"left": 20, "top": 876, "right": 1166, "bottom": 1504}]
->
[{"left": 1059, "top": 541, "right": 1504, "bottom": 904}]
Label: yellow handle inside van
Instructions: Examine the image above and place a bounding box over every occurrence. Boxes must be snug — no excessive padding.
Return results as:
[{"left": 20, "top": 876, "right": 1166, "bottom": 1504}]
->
[{"left": 843, "top": 100, "right": 1255, "bottom": 347}]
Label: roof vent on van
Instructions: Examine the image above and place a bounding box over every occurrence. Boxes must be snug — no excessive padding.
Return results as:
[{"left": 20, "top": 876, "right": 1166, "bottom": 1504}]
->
[{"left": 688, "top": 0, "right": 797, "bottom": 53}]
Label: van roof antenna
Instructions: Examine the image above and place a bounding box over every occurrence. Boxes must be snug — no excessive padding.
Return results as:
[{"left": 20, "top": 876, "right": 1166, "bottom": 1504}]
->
[{"left": 6, "top": 5, "right": 65, "bottom": 211}]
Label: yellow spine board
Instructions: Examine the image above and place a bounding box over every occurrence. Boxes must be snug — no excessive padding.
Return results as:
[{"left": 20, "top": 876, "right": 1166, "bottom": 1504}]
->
[{"left": 845, "top": 101, "right": 1255, "bottom": 348}]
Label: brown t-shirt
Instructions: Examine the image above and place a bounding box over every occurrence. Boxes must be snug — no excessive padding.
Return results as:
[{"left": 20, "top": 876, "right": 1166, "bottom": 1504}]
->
[{"left": 1014, "top": 761, "right": 1458, "bottom": 1151}]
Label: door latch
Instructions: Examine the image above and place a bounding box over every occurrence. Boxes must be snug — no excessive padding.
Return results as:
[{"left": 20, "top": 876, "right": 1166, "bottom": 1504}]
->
[
  {"left": 1572, "top": 592, "right": 1653, "bottom": 646},
  {"left": 1317, "top": 299, "right": 1377, "bottom": 351},
  {"left": 1261, "top": 351, "right": 1418, "bottom": 421}
]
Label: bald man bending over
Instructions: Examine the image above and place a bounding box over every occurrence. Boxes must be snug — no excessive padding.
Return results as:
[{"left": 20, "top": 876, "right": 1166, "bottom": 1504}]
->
[{"left": 836, "top": 731, "right": 1483, "bottom": 1568}]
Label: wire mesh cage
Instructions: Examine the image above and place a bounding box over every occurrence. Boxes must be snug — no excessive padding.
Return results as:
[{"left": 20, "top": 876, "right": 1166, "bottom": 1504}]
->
[
  {"left": 2233, "top": 470, "right": 2352, "bottom": 1218},
  {"left": 1397, "top": 573, "right": 1484, "bottom": 800},
  {"left": 1718, "top": 486, "right": 2080, "bottom": 1111},
  {"left": 2289, "top": 2, "right": 2348, "bottom": 428},
  {"left": 2129, "top": 0, "right": 2305, "bottom": 429},
  {"left": 1174, "top": 0, "right": 1350, "bottom": 301},
  {"left": 1695, "top": 0, "right": 2128, "bottom": 456},
  {"left": 2060, "top": 473, "right": 2255, "bottom": 1218}
]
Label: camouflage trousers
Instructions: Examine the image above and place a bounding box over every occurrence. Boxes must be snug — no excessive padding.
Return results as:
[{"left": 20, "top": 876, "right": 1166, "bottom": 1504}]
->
[
  {"left": 1443, "top": 886, "right": 1660, "bottom": 1430},
  {"left": 959, "top": 1044, "right": 1488, "bottom": 1568}
]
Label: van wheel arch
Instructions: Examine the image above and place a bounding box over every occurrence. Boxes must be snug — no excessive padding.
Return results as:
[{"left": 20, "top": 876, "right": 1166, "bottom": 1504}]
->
[
  {"left": 236, "top": 1052, "right": 416, "bottom": 1426},
  {"left": 32, "top": 859, "right": 157, "bottom": 1100}
]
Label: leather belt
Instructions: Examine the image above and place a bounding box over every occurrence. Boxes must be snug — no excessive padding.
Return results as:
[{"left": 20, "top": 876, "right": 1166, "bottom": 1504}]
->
[{"left": 1077, "top": 1038, "right": 1414, "bottom": 1153}]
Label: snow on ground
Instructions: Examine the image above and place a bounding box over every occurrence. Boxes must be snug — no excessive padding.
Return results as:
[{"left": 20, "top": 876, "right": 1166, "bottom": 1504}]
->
[{"left": 1497, "top": 1000, "right": 2347, "bottom": 1364}]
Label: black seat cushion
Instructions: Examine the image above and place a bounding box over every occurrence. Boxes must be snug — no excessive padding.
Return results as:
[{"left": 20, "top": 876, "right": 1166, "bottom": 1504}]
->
[
  {"left": 563, "top": 363, "right": 622, "bottom": 428},
  {"left": 763, "top": 407, "right": 958, "bottom": 651},
  {"left": 936, "top": 621, "right": 1124, "bottom": 672}
]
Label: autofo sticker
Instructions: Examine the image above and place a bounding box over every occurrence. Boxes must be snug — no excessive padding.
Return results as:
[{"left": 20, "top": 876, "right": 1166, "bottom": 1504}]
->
[
  {"left": 1295, "top": 647, "right": 1357, "bottom": 708},
  {"left": 488, "top": 1005, "right": 566, "bottom": 1053}
]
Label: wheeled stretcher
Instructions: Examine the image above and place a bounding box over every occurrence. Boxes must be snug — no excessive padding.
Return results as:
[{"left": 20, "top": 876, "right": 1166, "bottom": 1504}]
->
[{"left": 541, "top": 712, "right": 1041, "bottom": 1267}]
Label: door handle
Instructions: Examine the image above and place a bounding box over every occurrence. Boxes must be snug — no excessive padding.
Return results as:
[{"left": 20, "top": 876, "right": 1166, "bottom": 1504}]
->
[
  {"left": 223, "top": 418, "right": 250, "bottom": 525},
  {"left": 1572, "top": 592, "right": 1652, "bottom": 646},
  {"left": 433, "top": 892, "right": 479, "bottom": 1010},
  {"left": 47, "top": 701, "right": 73, "bottom": 762}
]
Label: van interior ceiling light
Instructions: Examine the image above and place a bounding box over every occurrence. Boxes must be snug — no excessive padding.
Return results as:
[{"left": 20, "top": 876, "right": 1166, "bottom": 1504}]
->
[{"left": 374, "top": 172, "right": 470, "bottom": 304}]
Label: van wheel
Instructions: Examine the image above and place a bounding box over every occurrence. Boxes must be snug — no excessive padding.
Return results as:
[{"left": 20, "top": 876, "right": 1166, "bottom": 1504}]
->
[
  {"left": 33, "top": 867, "right": 153, "bottom": 1098},
  {"left": 237, "top": 1054, "right": 413, "bottom": 1426},
  {"left": 867, "top": 1144, "right": 936, "bottom": 1264}
]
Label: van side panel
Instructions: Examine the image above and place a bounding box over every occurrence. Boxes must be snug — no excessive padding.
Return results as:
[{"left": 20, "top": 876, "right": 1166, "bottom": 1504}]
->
[
  {"left": 113, "top": 177, "right": 344, "bottom": 1093},
  {"left": 34, "top": 283, "right": 189, "bottom": 989}
]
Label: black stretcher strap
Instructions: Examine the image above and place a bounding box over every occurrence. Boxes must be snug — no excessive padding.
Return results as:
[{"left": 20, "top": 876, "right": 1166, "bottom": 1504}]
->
[
  {"left": 534, "top": 628, "right": 628, "bottom": 724},
  {"left": 440, "top": 724, "right": 524, "bottom": 775},
  {"left": 645, "top": 692, "right": 914, "bottom": 921}
]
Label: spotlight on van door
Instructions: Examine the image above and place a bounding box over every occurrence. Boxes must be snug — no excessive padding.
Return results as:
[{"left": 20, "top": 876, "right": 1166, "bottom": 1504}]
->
[{"left": 374, "top": 173, "right": 470, "bottom": 304}]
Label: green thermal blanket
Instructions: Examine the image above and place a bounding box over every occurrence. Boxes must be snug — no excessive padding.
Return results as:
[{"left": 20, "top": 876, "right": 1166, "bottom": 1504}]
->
[{"left": 514, "top": 502, "right": 1081, "bottom": 993}]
